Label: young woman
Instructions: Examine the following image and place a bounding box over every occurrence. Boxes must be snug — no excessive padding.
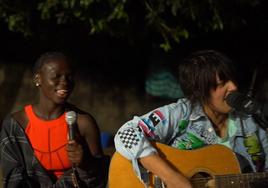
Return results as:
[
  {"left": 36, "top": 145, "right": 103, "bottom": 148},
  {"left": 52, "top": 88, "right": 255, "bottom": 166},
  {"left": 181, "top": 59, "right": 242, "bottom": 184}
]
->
[
  {"left": 0, "top": 52, "right": 107, "bottom": 188},
  {"left": 114, "top": 50, "right": 268, "bottom": 188}
]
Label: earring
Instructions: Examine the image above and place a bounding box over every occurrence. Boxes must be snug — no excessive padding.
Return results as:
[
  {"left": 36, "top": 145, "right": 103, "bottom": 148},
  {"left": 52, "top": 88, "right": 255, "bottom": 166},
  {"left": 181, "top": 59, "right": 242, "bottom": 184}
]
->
[{"left": 36, "top": 83, "right": 40, "bottom": 87}]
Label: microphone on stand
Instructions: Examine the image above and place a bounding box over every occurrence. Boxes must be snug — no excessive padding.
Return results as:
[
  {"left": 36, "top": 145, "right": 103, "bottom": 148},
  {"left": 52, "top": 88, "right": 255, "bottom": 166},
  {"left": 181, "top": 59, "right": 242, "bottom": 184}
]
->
[
  {"left": 226, "top": 91, "right": 268, "bottom": 130},
  {"left": 65, "top": 111, "right": 77, "bottom": 141},
  {"left": 225, "top": 91, "right": 261, "bottom": 115}
]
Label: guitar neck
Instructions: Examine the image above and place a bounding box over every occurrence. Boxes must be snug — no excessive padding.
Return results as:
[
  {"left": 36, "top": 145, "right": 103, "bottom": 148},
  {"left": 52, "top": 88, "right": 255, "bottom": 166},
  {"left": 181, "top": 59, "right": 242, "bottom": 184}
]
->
[
  {"left": 214, "top": 171, "right": 268, "bottom": 187},
  {"left": 190, "top": 172, "right": 268, "bottom": 187}
]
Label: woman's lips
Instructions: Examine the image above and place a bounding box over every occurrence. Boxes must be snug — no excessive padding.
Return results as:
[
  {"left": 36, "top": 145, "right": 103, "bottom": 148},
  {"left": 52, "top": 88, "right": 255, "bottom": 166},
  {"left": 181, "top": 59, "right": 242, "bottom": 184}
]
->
[{"left": 56, "top": 89, "right": 68, "bottom": 98}]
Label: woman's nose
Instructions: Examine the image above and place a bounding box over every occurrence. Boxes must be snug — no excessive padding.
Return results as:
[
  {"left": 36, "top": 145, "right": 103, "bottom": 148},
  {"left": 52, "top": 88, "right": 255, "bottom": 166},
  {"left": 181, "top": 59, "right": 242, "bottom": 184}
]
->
[
  {"left": 59, "top": 75, "right": 68, "bottom": 85},
  {"left": 227, "top": 80, "right": 237, "bottom": 91}
]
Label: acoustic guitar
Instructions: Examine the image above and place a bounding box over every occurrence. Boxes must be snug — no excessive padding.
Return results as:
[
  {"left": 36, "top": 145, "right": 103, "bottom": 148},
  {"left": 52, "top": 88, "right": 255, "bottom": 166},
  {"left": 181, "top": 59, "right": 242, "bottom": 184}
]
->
[{"left": 108, "top": 142, "right": 268, "bottom": 188}]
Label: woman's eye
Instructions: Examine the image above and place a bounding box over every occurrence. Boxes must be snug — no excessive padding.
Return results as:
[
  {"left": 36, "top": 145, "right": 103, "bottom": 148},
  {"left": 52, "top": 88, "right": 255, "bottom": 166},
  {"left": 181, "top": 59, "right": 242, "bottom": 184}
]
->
[{"left": 50, "top": 74, "right": 60, "bottom": 79}]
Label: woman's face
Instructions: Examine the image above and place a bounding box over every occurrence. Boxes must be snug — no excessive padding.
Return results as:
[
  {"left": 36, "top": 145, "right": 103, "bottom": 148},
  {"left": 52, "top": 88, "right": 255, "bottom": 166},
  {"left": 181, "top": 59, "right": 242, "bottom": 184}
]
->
[
  {"left": 205, "top": 74, "right": 237, "bottom": 114},
  {"left": 36, "top": 58, "right": 74, "bottom": 105}
]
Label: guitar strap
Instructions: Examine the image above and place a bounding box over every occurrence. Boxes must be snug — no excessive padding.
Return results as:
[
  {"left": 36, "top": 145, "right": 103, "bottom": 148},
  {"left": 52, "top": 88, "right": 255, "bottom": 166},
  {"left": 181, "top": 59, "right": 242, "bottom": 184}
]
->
[{"left": 240, "top": 118, "right": 246, "bottom": 137}]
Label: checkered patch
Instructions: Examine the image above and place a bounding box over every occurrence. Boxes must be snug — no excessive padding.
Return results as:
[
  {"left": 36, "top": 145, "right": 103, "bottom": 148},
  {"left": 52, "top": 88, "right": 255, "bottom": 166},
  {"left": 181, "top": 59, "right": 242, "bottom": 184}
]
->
[{"left": 118, "top": 128, "right": 140, "bottom": 149}]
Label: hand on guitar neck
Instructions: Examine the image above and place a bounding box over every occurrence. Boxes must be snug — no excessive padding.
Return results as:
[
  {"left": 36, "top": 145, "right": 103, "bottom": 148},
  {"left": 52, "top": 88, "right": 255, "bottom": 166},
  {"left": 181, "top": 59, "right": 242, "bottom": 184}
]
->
[{"left": 139, "top": 153, "right": 192, "bottom": 188}]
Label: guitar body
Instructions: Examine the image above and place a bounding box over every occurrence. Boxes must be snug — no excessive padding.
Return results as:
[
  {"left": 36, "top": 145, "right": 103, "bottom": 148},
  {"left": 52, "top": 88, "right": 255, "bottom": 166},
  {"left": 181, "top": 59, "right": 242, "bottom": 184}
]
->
[{"left": 109, "top": 143, "right": 241, "bottom": 188}]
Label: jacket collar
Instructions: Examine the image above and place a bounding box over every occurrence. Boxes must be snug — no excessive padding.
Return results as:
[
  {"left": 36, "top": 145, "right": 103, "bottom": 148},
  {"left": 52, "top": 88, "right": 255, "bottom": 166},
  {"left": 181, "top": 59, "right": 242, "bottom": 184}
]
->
[
  {"left": 189, "top": 103, "right": 207, "bottom": 121},
  {"left": 189, "top": 103, "right": 246, "bottom": 137}
]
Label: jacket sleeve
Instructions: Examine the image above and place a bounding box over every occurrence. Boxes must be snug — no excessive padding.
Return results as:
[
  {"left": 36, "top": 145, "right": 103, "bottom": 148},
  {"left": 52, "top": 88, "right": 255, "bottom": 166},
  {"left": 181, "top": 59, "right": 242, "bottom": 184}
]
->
[
  {"left": 1, "top": 115, "right": 106, "bottom": 188},
  {"left": 0, "top": 116, "right": 41, "bottom": 188},
  {"left": 114, "top": 99, "right": 190, "bottom": 181},
  {"left": 258, "top": 126, "right": 268, "bottom": 171}
]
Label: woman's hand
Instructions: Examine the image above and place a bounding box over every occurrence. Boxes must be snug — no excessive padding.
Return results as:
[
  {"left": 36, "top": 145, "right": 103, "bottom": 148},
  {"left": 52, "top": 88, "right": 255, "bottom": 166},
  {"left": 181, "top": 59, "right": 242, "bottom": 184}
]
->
[
  {"left": 66, "top": 140, "right": 84, "bottom": 166},
  {"left": 140, "top": 154, "right": 192, "bottom": 188}
]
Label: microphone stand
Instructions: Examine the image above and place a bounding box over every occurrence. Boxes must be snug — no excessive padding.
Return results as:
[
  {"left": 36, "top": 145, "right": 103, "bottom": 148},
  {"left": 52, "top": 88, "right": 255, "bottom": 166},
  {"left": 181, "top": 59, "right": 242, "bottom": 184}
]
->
[
  {"left": 252, "top": 111, "right": 268, "bottom": 132},
  {"left": 247, "top": 68, "right": 258, "bottom": 98},
  {"left": 246, "top": 68, "right": 268, "bottom": 131}
]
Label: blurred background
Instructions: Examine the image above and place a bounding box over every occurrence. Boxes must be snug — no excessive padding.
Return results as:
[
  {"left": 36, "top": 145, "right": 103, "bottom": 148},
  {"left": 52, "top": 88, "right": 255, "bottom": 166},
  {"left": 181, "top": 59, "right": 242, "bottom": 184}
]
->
[{"left": 0, "top": 0, "right": 268, "bottom": 171}]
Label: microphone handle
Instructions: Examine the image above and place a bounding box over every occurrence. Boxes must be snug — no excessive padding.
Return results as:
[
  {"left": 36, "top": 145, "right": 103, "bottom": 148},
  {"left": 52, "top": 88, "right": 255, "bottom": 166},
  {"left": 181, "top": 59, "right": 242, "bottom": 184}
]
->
[
  {"left": 68, "top": 124, "right": 76, "bottom": 141},
  {"left": 67, "top": 122, "right": 80, "bottom": 187}
]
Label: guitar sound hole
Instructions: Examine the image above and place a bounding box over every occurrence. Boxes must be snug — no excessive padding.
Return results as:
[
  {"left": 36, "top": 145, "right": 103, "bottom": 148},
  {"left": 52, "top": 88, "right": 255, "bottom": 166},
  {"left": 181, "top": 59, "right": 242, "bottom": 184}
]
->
[{"left": 192, "top": 172, "right": 211, "bottom": 178}]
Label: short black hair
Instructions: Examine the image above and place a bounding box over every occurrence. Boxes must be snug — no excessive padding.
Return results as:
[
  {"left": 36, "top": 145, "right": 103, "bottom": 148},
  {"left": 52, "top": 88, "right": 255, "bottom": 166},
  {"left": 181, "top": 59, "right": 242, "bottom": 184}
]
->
[
  {"left": 179, "top": 50, "right": 236, "bottom": 106},
  {"left": 33, "top": 52, "right": 72, "bottom": 74}
]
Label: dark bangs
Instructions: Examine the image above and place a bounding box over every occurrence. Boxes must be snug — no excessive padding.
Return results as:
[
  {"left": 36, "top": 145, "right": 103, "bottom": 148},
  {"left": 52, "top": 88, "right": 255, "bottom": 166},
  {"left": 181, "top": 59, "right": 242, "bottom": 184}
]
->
[{"left": 213, "top": 53, "right": 237, "bottom": 88}]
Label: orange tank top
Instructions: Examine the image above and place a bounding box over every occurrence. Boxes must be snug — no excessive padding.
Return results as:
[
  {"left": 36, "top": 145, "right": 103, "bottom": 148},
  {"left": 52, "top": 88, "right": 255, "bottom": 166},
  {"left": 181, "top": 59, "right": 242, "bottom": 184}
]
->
[{"left": 25, "top": 105, "right": 71, "bottom": 178}]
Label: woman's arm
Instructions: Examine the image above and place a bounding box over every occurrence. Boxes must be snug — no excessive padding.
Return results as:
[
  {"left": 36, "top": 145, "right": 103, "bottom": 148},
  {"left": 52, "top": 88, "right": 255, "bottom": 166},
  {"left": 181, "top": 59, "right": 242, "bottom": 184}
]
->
[
  {"left": 139, "top": 154, "right": 192, "bottom": 188},
  {"left": 114, "top": 99, "right": 192, "bottom": 186},
  {"left": 77, "top": 113, "right": 103, "bottom": 157},
  {"left": 66, "top": 111, "right": 107, "bottom": 187}
]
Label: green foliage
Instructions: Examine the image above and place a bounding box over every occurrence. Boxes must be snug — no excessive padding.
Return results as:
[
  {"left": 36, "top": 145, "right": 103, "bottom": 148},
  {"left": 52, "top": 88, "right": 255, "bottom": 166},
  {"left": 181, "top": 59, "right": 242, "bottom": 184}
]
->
[
  {"left": 0, "top": 0, "right": 263, "bottom": 51},
  {"left": 0, "top": 0, "right": 34, "bottom": 36}
]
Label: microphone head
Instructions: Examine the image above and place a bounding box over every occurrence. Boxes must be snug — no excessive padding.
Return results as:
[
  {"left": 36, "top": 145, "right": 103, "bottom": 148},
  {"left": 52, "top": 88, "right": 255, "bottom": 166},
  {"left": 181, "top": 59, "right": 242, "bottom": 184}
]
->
[
  {"left": 226, "top": 91, "right": 260, "bottom": 115},
  {"left": 65, "top": 111, "right": 77, "bottom": 125}
]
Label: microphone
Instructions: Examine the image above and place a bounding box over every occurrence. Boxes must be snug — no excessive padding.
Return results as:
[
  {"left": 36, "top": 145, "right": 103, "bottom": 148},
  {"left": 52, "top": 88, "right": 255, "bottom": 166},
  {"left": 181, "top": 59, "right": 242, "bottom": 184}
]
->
[
  {"left": 65, "top": 111, "right": 77, "bottom": 141},
  {"left": 226, "top": 91, "right": 268, "bottom": 130},
  {"left": 225, "top": 91, "right": 261, "bottom": 115},
  {"left": 65, "top": 111, "right": 80, "bottom": 187}
]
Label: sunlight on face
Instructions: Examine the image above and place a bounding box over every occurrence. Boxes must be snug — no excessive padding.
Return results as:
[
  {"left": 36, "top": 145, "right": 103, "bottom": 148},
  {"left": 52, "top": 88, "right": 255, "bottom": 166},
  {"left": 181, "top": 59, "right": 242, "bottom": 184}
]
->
[
  {"left": 206, "top": 74, "right": 237, "bottom": 114},
  {"left": 38, "top": 59, "right": 74, "bottom": 104}
]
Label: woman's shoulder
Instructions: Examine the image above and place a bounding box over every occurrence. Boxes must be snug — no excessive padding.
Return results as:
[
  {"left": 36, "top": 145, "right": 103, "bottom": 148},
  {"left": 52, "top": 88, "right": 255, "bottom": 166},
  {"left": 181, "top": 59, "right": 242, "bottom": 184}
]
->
[
  {"left": 161, "top": 98, "right": 191, "bottom": 113},
  {"left": 65, "top": 103, "right": 95, "bottom": 120},
  {"left": 1, "top": 107, "right": 28, "bottom": 132},
  {"left": 11, "top": 108, "right": 29, "bottom": 129},
  {"left": 66, "top": 103, "right": 98, "bottom": 130}
]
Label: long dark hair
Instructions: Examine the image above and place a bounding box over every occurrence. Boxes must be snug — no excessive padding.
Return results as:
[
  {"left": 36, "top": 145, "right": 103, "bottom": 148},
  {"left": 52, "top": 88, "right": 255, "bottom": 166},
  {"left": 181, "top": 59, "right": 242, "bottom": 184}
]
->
[{"left": 179, "top": 50, "right": 237, "bottom": 106}]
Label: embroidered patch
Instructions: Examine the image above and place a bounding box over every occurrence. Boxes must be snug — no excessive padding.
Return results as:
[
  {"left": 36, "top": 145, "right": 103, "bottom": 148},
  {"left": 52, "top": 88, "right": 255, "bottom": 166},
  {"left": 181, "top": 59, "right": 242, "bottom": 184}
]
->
[
  {"left": 146, "top": 110, "right": 167, "bottom": 128},
  {"left": 189, "top": 124, "right": 217, "bottom": 144},
  {"left": 244, "top": 133, "right": 262, "bottom": 163},
  {"left": 176, "top": 132, "right": 205, "bottom": 150},
  {"left": 138, "top": 120, "right": 156, "bottom": 138},
  {"left": 178, "top": 120, "right": 188, "bottom": 134},
  {"left": 118, "top": 128, "right": 140, "bottom": 149}
]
